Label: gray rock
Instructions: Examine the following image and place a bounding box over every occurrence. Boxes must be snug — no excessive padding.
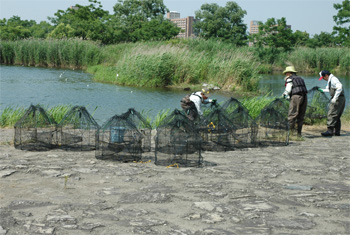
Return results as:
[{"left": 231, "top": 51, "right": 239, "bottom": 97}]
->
[
  {"left": 267, "top": 218, "right": 315, "bottom": 230},
  {"left": 0, "top": 170, "right": 16, "bottom": 178}
]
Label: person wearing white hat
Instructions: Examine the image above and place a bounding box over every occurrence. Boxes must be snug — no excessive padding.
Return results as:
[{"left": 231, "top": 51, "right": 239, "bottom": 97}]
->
[
  {"left": 318, "top": 70, "right": 346, "bottom": 136},
  {"left": 282, "top": 66, "right": 308, "bottom": 136},
  {"left": 180, "top": 88, "right": 216, "bottom": 121}
]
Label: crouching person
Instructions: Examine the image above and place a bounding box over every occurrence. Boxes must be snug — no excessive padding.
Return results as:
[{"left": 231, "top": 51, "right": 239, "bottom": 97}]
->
[{"left": 181, "top": 88, "right": 216, "bottom": 121}]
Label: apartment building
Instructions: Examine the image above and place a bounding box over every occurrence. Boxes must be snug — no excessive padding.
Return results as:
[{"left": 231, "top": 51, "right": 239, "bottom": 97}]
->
[
  {"left": 167, "top": 12, "right": 195, "bottom": 38},
  {"left": 167, "top": 11, "right": 180, "bottom": 20}
]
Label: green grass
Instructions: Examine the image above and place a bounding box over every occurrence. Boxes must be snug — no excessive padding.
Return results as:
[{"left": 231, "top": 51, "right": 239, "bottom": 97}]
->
[{"left": 0, "top": 39, "right": 103, "bottom": 69}]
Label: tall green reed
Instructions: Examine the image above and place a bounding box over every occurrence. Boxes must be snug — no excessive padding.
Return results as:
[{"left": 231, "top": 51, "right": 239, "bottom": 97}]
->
[{"left": 0, "top": 39, "right": 103, "bottom": 69}]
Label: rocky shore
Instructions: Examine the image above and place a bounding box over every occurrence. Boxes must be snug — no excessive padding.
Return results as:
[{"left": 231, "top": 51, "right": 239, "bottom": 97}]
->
[{"left": 0, "top": 127, "right": 349, "bottom": 235}]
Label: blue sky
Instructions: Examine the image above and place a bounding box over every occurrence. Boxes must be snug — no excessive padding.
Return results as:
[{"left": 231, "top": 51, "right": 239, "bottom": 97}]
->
[{"left": 0, "top": 0, "right": 344, "bottom": 36}]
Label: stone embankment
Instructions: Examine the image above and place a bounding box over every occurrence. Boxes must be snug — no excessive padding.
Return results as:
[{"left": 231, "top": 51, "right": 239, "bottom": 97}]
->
[{"left": 0, "top": 128, "right": 349, "bottom": 234}]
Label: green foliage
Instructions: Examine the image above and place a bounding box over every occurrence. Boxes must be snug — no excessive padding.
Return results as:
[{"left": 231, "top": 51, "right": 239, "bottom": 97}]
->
[
  {"left": 0, "top": 106, "right": 25, "bottom": 127},
  {"left": 241, "top": 94, "right": 275, "bottom": 119},
  {"left": 251, "top": 17, "right": 293, "bottom": 51},
  {"left": 89, "top": 40, "right": 260, "bottom": 91},
  {"left": 47, "top": 23, "right": 75, "bottom": 39},
  {"left": 194, "top": 1, "right": 248, "bottom": 46},
  {"left": 306, "top": 32, "right": 336, "bottom": 48},
  {"left": 112, "top": 0, "right": 179, "bottom": 42},
  {"left": 285, "top": 47, "right": 350, "bottom": 73},
  {"left": 0, "top": 39, "right": 103, "bottom": 69},
  {"left": 333, "top": 0, "right": 350, "bottom": 46}
]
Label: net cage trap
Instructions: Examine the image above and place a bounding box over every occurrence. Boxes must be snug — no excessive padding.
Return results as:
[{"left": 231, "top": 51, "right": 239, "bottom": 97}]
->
[
  {"left": 305, "top": 86, "right": 330, "bottom": 122},
  {"left": 120, "top": 108, "right": 152, "bottom": 153},
  {"left": 96, "top": 114, "right": 143, "bottom": 162},
  {"left": 155, "top": 109, "right": 203, "bottom": 167},
  {"left": 199, "top": 104, "right": 237, "bottom": 152},
  {"left": 254, "top": 98, "right": 289, "bottom": 146},
  {"left": 57, "top": 106, "right": 100, "bottom": 151},
  {"left": 221, "top": 97, "right": 258, "bottom": 148},
  {"left": 14, "top": 104, "right": 57, "bottom": 151}
]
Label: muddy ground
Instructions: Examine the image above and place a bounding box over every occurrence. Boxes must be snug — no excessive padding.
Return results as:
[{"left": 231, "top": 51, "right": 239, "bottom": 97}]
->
[{"left": 0, "top": 126, "right": 349, "bottom": 235}]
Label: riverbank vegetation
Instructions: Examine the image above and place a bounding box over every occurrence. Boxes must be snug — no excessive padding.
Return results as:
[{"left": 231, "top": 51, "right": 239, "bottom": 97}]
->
[
  {"left": 1, "top": 0, "right": 349, "bottom": 92},
  {"left": 1, "top": 39, "right": 350, "bottom": 94},
  {"left": 2, "top": 98, "right": 349, "bottom": 128}
]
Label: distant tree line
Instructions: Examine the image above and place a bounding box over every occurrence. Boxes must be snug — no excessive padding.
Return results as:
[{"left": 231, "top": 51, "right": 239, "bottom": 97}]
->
[{"left": 0, "top": 0, "right": 349, "bottom": 48}]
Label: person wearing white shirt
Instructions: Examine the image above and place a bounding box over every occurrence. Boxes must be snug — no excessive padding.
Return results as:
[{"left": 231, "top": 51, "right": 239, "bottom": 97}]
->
[
  {"left": 180, "top": 88, "right": 216, "bottom": 121},
  {"left": 318, "top": 70, "right": 346, "bottom": 136}
]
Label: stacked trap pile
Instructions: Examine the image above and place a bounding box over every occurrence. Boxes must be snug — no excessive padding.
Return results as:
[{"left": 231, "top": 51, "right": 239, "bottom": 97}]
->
[
  {"left": 222, "top": 97, "right": 258, "bottom": 148},
  {"left": 155, "top": 109, "right": 202, "bottom": 167},
  {"left": 96, "top": 114, "right": 143, "bottom": 162},
  {"left": 305, "top": 86, "right": 330, "bottom": 122},
  {"left": 120, "top": 108, "right": 152, "bottom": 152},
  {"left": 255, "top": 98, "right": 289, "bottom": 146},
  {"left": 14, "top": 104, "right": 57, "bottom": 151},
  {"left": 199, "top": 104, "right": 236, "bottom": 152},
  {"left": 57, "top": 106, "right": 99, "bottom": 151}
]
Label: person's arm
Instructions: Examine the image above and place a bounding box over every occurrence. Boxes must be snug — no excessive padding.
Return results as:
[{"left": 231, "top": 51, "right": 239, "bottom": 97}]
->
[
  {"left": 282, "top": 77, "right": 292, "bottom": 99},
  {"left": 331, "top": 76, "right": 343, "bottom": 103}
]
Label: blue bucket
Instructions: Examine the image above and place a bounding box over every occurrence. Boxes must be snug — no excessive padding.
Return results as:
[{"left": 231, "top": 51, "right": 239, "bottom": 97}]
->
[{"left": 110, "top": 127, "right": 126, "bottom": 143}]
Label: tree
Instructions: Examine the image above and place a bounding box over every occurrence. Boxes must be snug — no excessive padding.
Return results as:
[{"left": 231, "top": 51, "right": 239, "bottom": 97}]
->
[
  {"left": 333, "top": 0, "right": 350, "bottom": 46},
  {"left": 113, "top": 0, "right": 179, "bottom": 42},
  {"left": 194, "top": 1, "right": 247, "bottom": 46},
  {"left": 49, "top": 0, "right": 110, "bottom": 42},
  {"left": 292, "top": 30, "right": 309, "bottom": 47},
  {"left": 47, "top": 23, "right": 75, "bottom": 39},
  {"left": 306, "top": 32, "right": 336, "bottom": 48},
  {"left": 250, "top": 17, "right": 293, "bottom": 51},
  {"left": 0, "top": 17, "right": 32, "bottom": 40}
]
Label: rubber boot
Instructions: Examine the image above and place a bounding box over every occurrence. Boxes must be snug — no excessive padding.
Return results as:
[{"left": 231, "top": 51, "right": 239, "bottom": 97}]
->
[
  {"left": 334, "top": 121, "right": 341, "bottom": 136},
  {"left": 321, "top": 127, "right": 334, "bottom": 137},
  {"left": 297, "top": 125, "right": 303, "bottom": 137}
]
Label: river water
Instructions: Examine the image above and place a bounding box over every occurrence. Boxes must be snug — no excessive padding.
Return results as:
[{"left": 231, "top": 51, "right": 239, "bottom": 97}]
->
[{"left": 0, "top": 65, "right": 349, "bottom": 124}]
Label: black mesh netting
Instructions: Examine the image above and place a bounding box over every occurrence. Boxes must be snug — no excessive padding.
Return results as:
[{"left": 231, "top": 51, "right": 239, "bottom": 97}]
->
[
  {"left": 305, "top": 86, "right": 330, "bottom": 121},
  {"left": 199, "top": 104, "right": 237, "bottom": 152},
  {"left": 14, "top": 104, "right": 57, "bottom": 151},
  {"left": 222, "top": 97, "right": 258, "bottom": 148},
  {"left": 155, "top": 109, "right": 202, "bottom": 167},
  {"left": 57, "top": 106, "right": 99, "bottom": 151},
  {"left": 96, "top": 114, "right": 143, "bottom": 162},
  {"left": 120, "top": 108, "right": 152, "bottom": 152},
  {"left": 254, "top": 98, "right": 289, "bottom": 146}
]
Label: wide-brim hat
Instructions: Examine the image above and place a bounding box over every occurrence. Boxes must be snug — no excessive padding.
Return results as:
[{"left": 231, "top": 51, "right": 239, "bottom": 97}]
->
[{"left": 283, "top": 66, "right": 298, "bottom": 74}]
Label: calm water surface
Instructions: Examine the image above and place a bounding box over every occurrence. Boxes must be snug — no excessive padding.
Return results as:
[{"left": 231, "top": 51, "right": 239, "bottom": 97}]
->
[
  {"left": 0, "top": 66, "right": 232, "bottom": 124},
  {"left": 1, "top": 66, "right": 349, "bottom": 124}
]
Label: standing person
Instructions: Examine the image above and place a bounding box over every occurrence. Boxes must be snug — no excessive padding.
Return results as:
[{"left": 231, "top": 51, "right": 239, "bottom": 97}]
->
[
  {"left": 180, "top": 88, "right": 216, "bottom": 121},
  {"left": 282, "top": 66, "right": 308, "bottom": 136},
  {"left": 318, "top": 70, "right": 346, "bottom": 136}
]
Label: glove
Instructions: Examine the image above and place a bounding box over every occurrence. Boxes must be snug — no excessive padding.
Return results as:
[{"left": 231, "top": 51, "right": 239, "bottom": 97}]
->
[
  {"left": 318, "top": 88, "right": 324, "bottom": 93},
  {"left": 283, "top": 94, "right": 290, "bottom": 100},
  {"left": 331, "top": 98, "right": 337, "bottom": 104}
]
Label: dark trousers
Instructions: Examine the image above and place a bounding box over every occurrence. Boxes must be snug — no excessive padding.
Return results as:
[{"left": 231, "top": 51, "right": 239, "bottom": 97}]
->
[
  {"left": 327, "top": 95, "right": 345, "bottom": 133},
  {"left": 181, "top": 102, "right": 198, "bottom": 121},
  {"left": 288, "top": 94, "right": 308, "bottom": 134}
]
